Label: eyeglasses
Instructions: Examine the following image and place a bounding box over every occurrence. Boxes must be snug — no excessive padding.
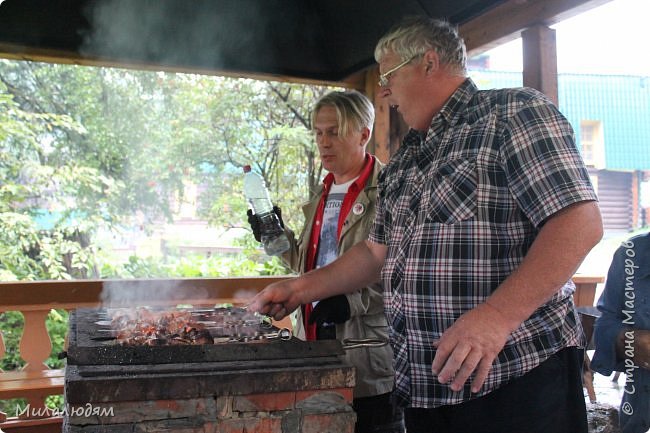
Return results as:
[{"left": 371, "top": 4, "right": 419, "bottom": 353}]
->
[{"left": 378, "top": 55, "right": 417, "bottom": 87}]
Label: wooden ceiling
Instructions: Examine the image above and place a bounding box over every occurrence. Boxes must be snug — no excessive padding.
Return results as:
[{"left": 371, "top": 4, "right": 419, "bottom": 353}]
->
[{"left": 0, "top": 0, "right": 611, "bottom": 85}]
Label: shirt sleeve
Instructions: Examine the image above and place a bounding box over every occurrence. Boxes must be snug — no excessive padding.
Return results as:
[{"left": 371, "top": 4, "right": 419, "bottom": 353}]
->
[
  {"left": 368, "top": 171, "right": 388, "bottom": 245},
  {"left": 591, "top": 245, "right": 629, "bottom": 375},
  {"left": 500, "top": 95, "right": 598, "bottom": 228}
]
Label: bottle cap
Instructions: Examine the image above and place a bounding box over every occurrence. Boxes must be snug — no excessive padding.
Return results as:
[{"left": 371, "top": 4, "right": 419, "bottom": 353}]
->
[{"left": 243, "top": 165, "right": 251, "bottom": 173}]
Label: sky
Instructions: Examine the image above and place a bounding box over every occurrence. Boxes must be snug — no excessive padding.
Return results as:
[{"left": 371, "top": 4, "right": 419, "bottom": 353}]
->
[{"left": 483, "top": 0, "right": 650, "bottom": 76}]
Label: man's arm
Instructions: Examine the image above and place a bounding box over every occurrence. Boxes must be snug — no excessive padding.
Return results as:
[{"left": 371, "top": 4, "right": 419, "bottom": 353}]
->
[
  {"left": 432, "top": 200, "right": 603, "bottom": 393},
  {"left": 591, "top": 244, "right": 629, "bottom": 374},
  {"left": 249, "top": 240, "right": 387, "bottom": 320}
]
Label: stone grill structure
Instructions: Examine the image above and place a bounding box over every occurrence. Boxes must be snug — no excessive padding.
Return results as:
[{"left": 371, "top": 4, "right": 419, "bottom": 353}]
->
[{"left": 63, "top": 308, "right": 356, "bottom": 433}]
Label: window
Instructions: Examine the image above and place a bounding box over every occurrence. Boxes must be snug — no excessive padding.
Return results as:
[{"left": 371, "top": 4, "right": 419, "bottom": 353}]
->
[{"left": 580, "top": 120, "right": 605, "bottom": 169}]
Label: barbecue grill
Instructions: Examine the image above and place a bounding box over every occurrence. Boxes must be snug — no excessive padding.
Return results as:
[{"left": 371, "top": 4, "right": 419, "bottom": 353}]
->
[{"left": 64, "top": 307, "right": 356, "bottom": 433}]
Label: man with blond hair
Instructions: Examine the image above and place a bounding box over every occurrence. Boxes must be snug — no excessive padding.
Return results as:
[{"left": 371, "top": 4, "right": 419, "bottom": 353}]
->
[{"left": 248, "top": 90, "right": 403, "bottom": 432}]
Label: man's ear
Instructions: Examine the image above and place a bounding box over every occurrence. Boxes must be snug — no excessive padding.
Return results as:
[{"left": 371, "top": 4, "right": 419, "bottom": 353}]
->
[
  {"left": 422, "top": 50, "right": 439, "bottom": 74},
  {"left": 360, "top": 126, "right": 371, "bottom": 145}
]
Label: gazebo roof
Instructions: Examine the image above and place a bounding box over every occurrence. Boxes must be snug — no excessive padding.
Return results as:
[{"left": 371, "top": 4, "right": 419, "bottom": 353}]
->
[{"left": 0, "top": 0, "right": 612, "bottom": 85}]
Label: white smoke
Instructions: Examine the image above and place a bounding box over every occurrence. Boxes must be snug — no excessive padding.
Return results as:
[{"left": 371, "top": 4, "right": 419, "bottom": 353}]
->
[
  {"left": 99, "top": 280, "right": 259, "bottom": 308},
  {"left": 99, "top": 280, "right": 210, "bottom": 308}
]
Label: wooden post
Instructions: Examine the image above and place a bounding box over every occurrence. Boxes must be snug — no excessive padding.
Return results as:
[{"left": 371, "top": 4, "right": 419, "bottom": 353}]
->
[
  {"left": 522, "top": 24, "right": 559, "bottom": 105},
  {"left": 19, "top": 310, "right": 52, "bottom": 372},
  {"left": 0, "top": 330, "right": 5, "bottom": 421},
  {"left": 18, "top": 309, "right": 53, "bottom": 418},
  {"left": 363, "top": 66, "right": 408, "bottom": 164},
  {"left": 366, "top": 67, "right": 393, "bottom": 164}
]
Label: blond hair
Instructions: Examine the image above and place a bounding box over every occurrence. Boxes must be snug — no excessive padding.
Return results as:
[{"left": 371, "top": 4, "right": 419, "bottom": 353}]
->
[{"left": 311, "top": 90, "right": 375, "bottom": 139}]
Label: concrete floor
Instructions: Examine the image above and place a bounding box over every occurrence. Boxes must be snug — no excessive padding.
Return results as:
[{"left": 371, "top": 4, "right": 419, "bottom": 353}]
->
[
  {"left": 585, "top": 362, "right": 650, "bottom": 433},
  {"left": 588, "top": 369, "right": 625, "bottom": 408}
]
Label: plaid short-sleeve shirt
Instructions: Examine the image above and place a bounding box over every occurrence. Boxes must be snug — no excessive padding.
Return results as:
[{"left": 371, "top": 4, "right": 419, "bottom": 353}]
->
[{"left": 369, "top": 78, "right": 597, "bottom": 408}]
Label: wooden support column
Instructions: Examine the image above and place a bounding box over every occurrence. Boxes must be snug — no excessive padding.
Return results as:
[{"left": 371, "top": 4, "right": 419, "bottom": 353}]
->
[
  {"left": 365, "top": 67, "right": 392, "bottom": 164},
  {"left": 522, "top": 24, "right": 559, "bottom": 105},
  {"left": 363, "top": 66, "right": 408, "bottom": 164}
]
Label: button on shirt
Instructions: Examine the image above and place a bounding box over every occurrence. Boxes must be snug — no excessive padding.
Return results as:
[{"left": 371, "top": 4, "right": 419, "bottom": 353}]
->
[{"left": 369, "top": 78, "right": 598, "bottom": 408}]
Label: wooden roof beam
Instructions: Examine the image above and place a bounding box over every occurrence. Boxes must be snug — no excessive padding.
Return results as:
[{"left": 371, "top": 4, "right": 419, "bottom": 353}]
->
[
  {"left": 0, "top": 42, "right": 350, "bottom": 88},
  {"left": 460, "top": 0, "right": 612, "bottom": 58}
]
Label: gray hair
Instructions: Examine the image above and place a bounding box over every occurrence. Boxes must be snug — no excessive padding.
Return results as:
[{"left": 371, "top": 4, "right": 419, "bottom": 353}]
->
[
  {"left": 311, "top": 90, "right": 375, "bottom": 139},
  {"left": 374, "top": 16, "right": 467, "bottom": 76}
]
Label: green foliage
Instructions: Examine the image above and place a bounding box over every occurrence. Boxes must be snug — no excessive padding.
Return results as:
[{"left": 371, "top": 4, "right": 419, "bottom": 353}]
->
[
  {"left": 45, "top": 309, "right": 69, "bottom": 370},
  {"left": 0, "top": 311, "right": 25, "bottom": 371},
  {"left": 0, "top": 60, "right": 340, "bottom": 283},
  {"left": 0, "top": 213, "right": 41, "bottom": 280},
  {"left": 98, "top": 247, "right": 290, "bottom": 279}
]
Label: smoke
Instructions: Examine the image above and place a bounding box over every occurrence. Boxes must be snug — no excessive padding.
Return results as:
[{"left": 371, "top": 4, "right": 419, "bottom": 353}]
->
[
  {"left": 81, "top": 0, "right": 225, "bottom": 70},
  {"left": 100, "top": 280, "right": 210, "bottom": 308},
  {"left": 99, "top": 280, "right": 259, "bottom": 308},
  {"left": 79, "top": 0, "right": 320, "bottom": 75}
]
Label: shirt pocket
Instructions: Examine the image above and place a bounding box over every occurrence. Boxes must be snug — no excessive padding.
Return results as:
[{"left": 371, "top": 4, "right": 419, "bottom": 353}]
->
[{"left": 423, "top": 158, "right": 477, "bottom": 224}]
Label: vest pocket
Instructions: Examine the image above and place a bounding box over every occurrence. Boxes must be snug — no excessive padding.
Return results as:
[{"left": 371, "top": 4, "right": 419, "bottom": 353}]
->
[{"left": 361, "top": 313, "right": 394, "bottom": 376}]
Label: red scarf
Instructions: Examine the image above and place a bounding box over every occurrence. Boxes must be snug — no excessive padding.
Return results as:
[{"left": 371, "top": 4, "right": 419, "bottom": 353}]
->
[{"left": 302, "top": 153, "right": 375, "bottom": 340}]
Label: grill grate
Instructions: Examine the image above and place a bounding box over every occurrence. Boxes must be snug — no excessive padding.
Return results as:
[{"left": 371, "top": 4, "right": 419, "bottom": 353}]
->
[{"left": 66, "top": 308, "right": 342, "bottom": 367}]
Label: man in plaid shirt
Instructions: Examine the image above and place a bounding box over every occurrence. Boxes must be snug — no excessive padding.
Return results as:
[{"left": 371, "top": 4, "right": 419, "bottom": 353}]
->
[{"left": 251, "top": 16, "right": 603, "bottom": 433}]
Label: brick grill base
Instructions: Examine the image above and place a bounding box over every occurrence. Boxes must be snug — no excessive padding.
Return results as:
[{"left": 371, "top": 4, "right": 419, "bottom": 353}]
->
[
  {"left": 64, "top": 364, "right": 356, "bottom": 433},
  {"left": 64, "top": 308, "right": 356, "bottom": 432}
]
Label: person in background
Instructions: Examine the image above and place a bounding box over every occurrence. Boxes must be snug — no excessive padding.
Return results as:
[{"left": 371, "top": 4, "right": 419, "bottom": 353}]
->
[
  {"left": 247, "top": 90, "right": 403, "bottom": 433},
  {"left": 249, "top": 16, "right": 603, "bottom": 433},
  {"left": 592, "top": 232, "right": 650, "bottom": 433}
]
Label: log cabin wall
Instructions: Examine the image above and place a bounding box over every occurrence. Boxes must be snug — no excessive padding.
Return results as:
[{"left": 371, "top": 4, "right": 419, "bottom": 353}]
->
[{"left": 592, "top": 169, "right": 634, "bottom": 232}]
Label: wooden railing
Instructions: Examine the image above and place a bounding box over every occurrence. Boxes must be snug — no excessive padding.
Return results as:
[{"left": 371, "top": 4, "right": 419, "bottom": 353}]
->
[{"left": 0, "top": 276, "right": 290, "bottom": 433}]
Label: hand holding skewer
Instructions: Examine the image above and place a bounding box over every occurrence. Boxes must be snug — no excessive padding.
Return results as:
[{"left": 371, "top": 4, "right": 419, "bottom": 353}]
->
[{"left": 247, "top": 279, "right": 302, "bottom": 321}]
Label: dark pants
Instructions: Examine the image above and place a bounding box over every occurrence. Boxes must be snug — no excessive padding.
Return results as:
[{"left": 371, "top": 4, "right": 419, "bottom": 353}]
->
[
  {"left": 354, "top": 392, "right": 404, "bottom": 433},
  {"left": 404, "top": 347, "right": 588, "bottom": 433}
]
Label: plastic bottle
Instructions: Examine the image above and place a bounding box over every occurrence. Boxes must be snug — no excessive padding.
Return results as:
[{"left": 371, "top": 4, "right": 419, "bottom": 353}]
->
[{"left": 243, "top": 165, "right": 290, "bottom": 256}]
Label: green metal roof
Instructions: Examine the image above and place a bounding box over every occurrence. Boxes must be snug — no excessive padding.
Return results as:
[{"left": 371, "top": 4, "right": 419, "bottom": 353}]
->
[{"left": 468, "top": 70, "right": 650, "bottom": 170}]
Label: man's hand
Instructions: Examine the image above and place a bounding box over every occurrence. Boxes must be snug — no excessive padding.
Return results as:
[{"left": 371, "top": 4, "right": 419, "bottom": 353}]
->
[
  {"left": 634, "top": 330, "right": 650, "bottom": 370},
  {"left": 247, "top": 278, "right": 301, "bottom": 321},
  {"left": 247, "top": 206, "right": 283, "bottom": 242},
  {"left": 249, "top": 241, "right": 387, "bottom": 321},
  {"left": 431, "top": 302, "right": 513, "bottom": 393},
  {"left": 308, "top": 295, "right": 351, "bottom": 326},
  {"left": 618, "top": 329, "right": 650, "bottom": 370}
]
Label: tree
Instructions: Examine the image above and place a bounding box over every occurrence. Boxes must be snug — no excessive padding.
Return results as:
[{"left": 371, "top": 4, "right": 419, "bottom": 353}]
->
[
  {"left": 0, "top": 59, "right": 339, "bottom": 279},
  {"left": 164, "top": 77, "right": 334, "bottom": 232},
  {"left": 0, "top": 73, "right": 103, "bottom": 280}
]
